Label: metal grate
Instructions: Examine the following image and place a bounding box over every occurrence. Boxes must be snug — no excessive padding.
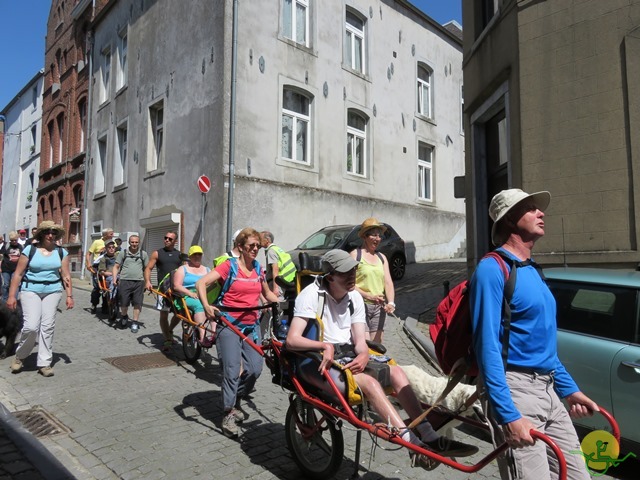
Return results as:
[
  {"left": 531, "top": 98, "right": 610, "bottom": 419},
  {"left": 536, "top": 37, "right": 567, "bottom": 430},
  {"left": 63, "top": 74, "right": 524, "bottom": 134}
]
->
[
  {"left": 103, "top": 352, "right": 176, "bottom": 373},
  {"left": 13, "top": 407, "right": 72, "bottom": 438}
]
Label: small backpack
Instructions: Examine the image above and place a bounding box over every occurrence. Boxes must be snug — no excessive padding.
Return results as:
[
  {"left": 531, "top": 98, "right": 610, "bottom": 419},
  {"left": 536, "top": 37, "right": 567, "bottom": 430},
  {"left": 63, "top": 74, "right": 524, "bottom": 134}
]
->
[{"left": 429, "top": 251, "right": 516, "bottom": 376}]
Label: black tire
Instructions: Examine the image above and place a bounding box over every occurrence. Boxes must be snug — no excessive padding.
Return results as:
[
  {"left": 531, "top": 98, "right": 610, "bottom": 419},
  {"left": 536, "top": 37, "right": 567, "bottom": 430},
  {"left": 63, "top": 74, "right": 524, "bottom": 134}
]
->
[
  {"left": 389, "top": 253, "right": 406, "bottom": 281},
  {"left": 285, "top": 399, "right": 343, "bottom": 479},
  {"left": 182, "top": 323, "right": 201, "bottom": 365}
]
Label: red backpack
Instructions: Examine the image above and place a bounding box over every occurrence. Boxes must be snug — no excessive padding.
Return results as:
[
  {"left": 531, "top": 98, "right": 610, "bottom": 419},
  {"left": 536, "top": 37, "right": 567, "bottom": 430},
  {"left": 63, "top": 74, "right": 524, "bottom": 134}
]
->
[{"left": 429, "top": 252, "right": 516, "bottom": 376}]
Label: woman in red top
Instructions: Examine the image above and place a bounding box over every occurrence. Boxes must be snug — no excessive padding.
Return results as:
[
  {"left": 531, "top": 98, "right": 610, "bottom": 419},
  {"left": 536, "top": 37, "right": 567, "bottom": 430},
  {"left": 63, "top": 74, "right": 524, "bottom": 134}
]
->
[{"left": 196, "top": 227, "right": 279, "bottom": 438}]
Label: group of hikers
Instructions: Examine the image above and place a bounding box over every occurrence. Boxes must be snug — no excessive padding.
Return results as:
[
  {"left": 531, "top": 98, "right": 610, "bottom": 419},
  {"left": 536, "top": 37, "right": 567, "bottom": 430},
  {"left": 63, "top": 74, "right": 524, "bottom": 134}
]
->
[{"left": 5, "top": 190, "right": 602, "bottom": 478}]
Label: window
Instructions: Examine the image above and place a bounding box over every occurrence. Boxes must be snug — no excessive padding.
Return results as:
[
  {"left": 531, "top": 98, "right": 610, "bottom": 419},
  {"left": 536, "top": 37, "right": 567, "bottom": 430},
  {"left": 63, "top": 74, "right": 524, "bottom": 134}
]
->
[
  {"left": 418, "top": 142, "right": 433, "bottom": 201},
  {"left": 148, "top": 101, "right": 164, "bottom": 172},
  {"left": 32, "top": 86, "right": 38, "bottom": 108},
  {"left": 460, "top": 84, "right": 465, "bottom": 134},
  {"left": 417, "top": 63, "right": 433, "bottom": 118},
  {"left": 281, "top": 89, "right": 310, "bottom": 165},
  {"left": 346, "top": 110, "right": 367, "bottom": 177},
  {"left": 345, "top": 10, "right": 365, "bottom": 74},
  {"left": 57, "top": 113, "right": 64, "bottom": 164},
  {"left": 548, "top": 280, "right": 637, "bottom": 343},
  {"left": 117, "top": 32, "right": 128, "bottom": 90},
  {"left": 47, "top": 121, "right": 54, "bottom": 168},
  {"left": 100, "top": 50, "right": 111, "bottom": 104},
  {"left": 95, "top": 136, "right": 107, "bottom": 195},
  {"left": 78, "top": 99, "right": 86, "bottom": 152},
  {"left": 115, "top": 123, "right": 127, "bottom": 187},
  {"left": 30, "top": 126, "right": 37, "bottom": 154},
  {"left": 26, "top": 172, "right": 35, "bottom": 208},
  {"left": 282, "top": 0, "right": 308, "bottom": 46}
]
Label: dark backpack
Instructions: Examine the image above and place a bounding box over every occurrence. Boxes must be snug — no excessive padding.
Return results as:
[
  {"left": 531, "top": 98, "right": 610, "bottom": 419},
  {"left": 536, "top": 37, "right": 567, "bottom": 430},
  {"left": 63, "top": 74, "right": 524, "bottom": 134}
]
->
[{"left": 429, "top": 251, "right": 516, "bottom": 376}]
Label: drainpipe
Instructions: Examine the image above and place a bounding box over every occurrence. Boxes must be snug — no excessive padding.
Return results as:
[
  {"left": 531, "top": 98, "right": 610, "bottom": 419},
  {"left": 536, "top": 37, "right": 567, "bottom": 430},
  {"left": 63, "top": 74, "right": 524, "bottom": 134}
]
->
[
  {"left": 80, "top": 30, "right": 94, "bottom": 280},
  {"left": 225, "top": 0, "right": 239, "bottom": 251}
]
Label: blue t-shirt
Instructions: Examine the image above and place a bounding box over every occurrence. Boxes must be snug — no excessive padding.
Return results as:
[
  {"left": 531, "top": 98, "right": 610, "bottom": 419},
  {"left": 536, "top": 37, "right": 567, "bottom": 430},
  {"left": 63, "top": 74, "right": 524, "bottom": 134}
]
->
[
  {"left": 21, "top": 245, "right": 68, "bottom": 294},
  {"left": 469, "top": 248, "right": 579, "bottom": 425}
]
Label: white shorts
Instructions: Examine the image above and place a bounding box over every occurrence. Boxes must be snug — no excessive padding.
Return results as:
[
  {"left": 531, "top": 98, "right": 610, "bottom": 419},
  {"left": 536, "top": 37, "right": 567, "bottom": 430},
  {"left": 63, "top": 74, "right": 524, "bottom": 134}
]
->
[{"left": 155, "top": 294, "right": 171, "bottom": 312}]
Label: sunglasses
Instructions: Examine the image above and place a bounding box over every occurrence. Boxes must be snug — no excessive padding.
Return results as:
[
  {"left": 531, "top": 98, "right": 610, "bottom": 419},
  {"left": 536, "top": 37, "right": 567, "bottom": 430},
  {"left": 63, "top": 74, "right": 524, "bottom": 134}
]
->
[
  {"left": 246, "top": 243, "right": 260, "bottom": 250},
  {"left": 42, "top": 229, "right": 58, "bottom": 236},
  {"left": 164, "top": 236, "right": 176, "bottom": 241}
]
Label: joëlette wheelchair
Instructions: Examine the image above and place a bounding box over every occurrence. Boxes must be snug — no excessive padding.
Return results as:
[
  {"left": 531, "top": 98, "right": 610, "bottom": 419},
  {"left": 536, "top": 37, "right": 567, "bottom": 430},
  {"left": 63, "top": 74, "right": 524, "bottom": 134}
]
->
[{"left": 97, "top": 273, "right": 119, "bottom": 324}]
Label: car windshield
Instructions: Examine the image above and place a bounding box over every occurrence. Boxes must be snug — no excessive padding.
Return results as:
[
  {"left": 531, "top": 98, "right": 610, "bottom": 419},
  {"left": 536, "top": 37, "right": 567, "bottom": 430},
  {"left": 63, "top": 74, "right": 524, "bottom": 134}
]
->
[{"left": 297, "top": 226, "right": 353, "bottom": 250}]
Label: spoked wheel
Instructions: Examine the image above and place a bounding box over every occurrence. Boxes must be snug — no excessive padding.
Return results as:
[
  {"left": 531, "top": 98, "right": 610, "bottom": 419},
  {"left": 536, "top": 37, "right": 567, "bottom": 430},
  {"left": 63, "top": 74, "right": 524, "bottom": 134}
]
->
[
  {"left": 108, "top": 295, "right": 119, "bottom": 324},
  {"left": 285, "top": 398, "right": 344, "bottom": 479},
  {"left": 182, "top": 322, "right": 202, "bottom": 365}
]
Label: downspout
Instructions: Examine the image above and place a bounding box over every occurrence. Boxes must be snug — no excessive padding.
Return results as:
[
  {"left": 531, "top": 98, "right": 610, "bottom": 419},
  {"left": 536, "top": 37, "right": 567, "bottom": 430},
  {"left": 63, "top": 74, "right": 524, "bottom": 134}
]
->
[
  {"left": 80, "top": 29, "right": 94, "bottom": 280},
  {"left": 225, "top": 0, "right": 239, "bottom": 251}
]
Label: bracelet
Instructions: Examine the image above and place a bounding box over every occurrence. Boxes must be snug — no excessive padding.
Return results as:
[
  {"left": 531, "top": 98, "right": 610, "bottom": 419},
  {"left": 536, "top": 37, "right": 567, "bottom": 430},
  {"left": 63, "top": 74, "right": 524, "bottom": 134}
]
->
[
  {"left": 67, "top": 296, "right": 73, "bottom": 299},
  {"left": 388, "top": 302, "right": 396, "bottom": 307}
]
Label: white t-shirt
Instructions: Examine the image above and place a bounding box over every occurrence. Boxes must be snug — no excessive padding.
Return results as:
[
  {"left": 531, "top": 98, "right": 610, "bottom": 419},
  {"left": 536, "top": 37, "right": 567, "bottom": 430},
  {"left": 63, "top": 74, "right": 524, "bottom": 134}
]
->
[{"left": 293, "top": 279, "right": 366, "bottom": 344}]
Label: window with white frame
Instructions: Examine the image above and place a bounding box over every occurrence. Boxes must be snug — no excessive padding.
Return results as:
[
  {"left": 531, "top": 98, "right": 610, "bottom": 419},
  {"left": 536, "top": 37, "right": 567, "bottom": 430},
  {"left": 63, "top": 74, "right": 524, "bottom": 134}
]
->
[
  {"left": 282, "top": 0, "right": 309, "bottom": 46},
  {"left": 117, "top": 32, "right": 127, "bottom": 90},
  {"left": 417, "top": 63, "right": 433, "bottom": 118},
  {"left": 417, "top": 142, "right": 433, "bottom": 201},
  {"left": 114, "top": 122, "right": 127, "bottom": 187},
  {"left": 148, "top": 101, "right": 164, "bottom": 172},
  {"left": 95, "top": 136, "right": 107, "bottom": 195},
  {"left": 30, "top": 125, "right": 37, "bottom": 154},
  {"left": 346, "top": 110, "right": 367, "bottom": 177},
  {"left": 345, "top": 10, "right": 365, "bottom": 74},
  {"left": 281, "top": 88, "right": 311, "bottom": 165},
  {"left": 100, "top": 49, "right": 111, "bottom": 104}
]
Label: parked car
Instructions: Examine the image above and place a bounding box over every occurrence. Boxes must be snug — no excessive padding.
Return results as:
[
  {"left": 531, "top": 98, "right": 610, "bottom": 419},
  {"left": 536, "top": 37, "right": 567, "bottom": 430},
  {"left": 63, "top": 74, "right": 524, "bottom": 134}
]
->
[
  {"left": 545, "top": 267, "right": 640, "bottom": 455},
  {"left": 288, "top": 224, "right": 406, "bottom": 280}
]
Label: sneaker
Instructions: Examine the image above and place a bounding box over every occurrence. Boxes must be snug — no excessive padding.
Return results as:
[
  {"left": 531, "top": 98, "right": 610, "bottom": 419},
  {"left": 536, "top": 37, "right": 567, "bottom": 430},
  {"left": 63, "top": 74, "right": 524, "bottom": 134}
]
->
[
  {"left": 409, "top": 451, "right": 439, "bottom": 471},
  {"left": 230, "top": 407, "right": 249, "bottom": 423},
  {"left": 130, "top": 322, "right": 139, "bottom": 333},
  {"left": 119, "top": 315, "right": 129, "bottom": 329},
  {"left": 424, "top": 436, "right": 479, "bottom": 458},
  {"left": 221, "top": 411, "right": 239, "bottom": 438},
  {"left": 10, "top": 357, "right": 23, "bottom": 374},
  {"left": 38, "top": 366, "right": 54, "bottom": 377}
]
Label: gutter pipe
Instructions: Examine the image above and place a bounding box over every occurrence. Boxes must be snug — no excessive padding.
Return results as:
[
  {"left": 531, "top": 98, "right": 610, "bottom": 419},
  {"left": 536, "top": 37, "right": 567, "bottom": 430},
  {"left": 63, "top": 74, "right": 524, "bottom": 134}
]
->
[{"left": 225, "top": 0, "right": 239, "bottom": 251}]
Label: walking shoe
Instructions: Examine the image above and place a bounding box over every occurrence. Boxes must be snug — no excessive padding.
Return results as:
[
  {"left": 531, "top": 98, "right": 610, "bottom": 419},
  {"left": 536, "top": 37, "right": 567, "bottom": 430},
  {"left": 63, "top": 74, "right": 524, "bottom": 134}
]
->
[
  {"left": 119, "top": 315, "right": 129, "bottom": 329},
  {"left": 130, "top": 322, "right": 139, "bottom": 333},
  {"left": 10, "top": 357, "right": 23, "bottom": 374},
  {"left": 424, "top": 436, "right": 479, "bottom": 458},
  {"left": 90, "top": 305, "right": 97, "bottom": 314},
  {"left": 221, "top": 411, "right": 239, "bottom": 438},
  {"left": 38, "top": 366, "right": 54, "bottom": 377},
  {"left": 230, "top": 407, "right": 249, "bottom": 423},
  {"left": 409, "top": 450, "right": 439, "bottom": 471}
]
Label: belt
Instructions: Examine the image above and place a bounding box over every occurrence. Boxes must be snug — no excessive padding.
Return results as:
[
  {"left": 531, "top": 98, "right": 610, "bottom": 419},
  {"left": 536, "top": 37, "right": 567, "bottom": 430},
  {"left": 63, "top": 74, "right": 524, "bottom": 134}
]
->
[{"left": 506, "top": 365, "right": 554, "bottom": 376}]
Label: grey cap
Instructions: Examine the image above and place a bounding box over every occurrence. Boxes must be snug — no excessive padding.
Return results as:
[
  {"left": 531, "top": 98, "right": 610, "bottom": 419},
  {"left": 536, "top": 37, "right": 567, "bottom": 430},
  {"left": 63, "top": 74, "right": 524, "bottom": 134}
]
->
[{"left": 322, "top": 249, "right": 359, "bottom": 273}]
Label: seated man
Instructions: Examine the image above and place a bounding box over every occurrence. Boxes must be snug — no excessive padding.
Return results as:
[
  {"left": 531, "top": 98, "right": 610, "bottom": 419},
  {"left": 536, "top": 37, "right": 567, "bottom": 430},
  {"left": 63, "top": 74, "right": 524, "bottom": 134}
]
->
[
  {"left": 286, "top": 250, "right": 478, "bottom": 470},
  {"left": 98, "top": 241, "right": 118, "bottom": 303}
]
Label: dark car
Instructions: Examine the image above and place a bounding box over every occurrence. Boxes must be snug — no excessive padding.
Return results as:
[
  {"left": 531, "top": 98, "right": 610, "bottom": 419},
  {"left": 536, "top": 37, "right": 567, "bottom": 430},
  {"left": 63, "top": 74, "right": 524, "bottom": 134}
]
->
[
  {"left": 545, "top": 267, "right": 640, "bottom": 455},
  {"left": 288, "top": 224, "right": 406, "bottom": 280}
]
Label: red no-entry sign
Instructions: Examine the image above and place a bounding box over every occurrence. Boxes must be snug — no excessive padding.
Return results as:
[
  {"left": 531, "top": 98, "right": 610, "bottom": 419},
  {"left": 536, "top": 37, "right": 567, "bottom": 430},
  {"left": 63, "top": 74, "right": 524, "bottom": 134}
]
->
[{"left": 197, "top": 175, "right": 211, "bottom": 194}]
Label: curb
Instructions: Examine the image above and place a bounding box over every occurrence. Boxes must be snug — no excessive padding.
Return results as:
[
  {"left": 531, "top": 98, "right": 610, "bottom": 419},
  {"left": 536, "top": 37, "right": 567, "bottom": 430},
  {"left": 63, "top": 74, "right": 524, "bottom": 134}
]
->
[{"left": 0, "top": 402, "right": 75, "bottom": 480}]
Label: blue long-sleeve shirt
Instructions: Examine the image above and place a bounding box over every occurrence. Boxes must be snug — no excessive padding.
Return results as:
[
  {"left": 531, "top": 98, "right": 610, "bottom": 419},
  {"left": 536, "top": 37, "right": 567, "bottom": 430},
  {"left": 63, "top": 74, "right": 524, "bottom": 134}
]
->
[{"left": 469, "top": 249, "right": 579, "bottom": 424}]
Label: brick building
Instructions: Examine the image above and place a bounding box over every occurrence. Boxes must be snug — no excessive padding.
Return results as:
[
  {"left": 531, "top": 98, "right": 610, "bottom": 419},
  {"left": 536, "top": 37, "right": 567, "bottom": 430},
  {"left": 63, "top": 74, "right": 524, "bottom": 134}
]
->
[{"left": 40, "top": 0, "right": 107, "bottom": 272}]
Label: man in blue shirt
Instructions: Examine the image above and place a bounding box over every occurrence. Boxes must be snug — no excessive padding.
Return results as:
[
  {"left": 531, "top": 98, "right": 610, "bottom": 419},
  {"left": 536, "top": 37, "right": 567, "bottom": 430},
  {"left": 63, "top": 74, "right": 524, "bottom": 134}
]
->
[{"left": 470, "top": 189, "right": 598, "bottom": 480}]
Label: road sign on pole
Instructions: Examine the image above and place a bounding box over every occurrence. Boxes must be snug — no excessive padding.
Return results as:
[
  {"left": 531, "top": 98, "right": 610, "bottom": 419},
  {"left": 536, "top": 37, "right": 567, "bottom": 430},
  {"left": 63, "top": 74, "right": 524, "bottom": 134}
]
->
[{"left": 197, "top": 175, "right": 212, "bottom": 194}]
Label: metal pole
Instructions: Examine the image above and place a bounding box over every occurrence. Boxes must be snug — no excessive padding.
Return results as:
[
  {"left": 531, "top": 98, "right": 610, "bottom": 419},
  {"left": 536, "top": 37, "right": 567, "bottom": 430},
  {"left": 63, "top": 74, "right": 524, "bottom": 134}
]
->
[
  {"left": 225, "top": 0, "right": 239, "bottom": 251},
  {"left": 200, "top": 193, "right": 205, "bottom": 246}
]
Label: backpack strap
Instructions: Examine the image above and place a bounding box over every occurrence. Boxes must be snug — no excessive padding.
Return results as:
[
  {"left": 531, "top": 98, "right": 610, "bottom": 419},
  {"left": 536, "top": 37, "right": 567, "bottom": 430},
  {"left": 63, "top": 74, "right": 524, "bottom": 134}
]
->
[
  {"left": 22, "top": 245, "right": 64, "bottom": 287},
  {"left": 355, "top": 248, "right": 384, "bottom": 264}
]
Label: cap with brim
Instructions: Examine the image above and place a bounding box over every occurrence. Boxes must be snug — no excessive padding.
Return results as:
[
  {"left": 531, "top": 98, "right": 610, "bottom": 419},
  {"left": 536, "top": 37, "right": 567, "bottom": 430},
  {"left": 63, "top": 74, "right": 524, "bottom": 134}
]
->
[
  {"left": 358, "top": 217, "right": 387, "bottom": 238},
  {"left": 35, "top": 220, "right": 65, "bottom": 238},
  {"left": 19, "top": 229, "right": 26, "bottom": 234},
  {"left": 322, "top": 249, "right": 359, "bottom": 273},
  {"left": 489, "top": 189, "right": 551, "bottom": 246},
  {"left": 188, "top": 245, "right": 204, "bottom": 256}
]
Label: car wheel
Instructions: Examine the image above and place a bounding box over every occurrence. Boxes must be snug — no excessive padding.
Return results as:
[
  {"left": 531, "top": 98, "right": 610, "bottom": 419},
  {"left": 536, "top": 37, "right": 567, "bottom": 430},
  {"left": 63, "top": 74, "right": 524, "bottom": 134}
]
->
[{"left": 389, "top": 254, "right": 406, "bottom": 281}]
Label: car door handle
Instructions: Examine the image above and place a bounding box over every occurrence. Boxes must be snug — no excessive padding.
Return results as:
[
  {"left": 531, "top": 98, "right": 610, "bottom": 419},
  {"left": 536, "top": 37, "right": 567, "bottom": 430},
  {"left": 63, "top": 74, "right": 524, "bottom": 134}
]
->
[{"left": 621, "top": 361, "right": 640, "bottom": 372}]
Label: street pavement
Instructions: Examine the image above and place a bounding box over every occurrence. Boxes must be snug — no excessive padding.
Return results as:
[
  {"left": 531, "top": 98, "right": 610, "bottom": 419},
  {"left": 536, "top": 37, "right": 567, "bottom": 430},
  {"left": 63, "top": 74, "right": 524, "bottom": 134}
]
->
[{"left": 0, "top": 261, "right": 622, "bottom": 479}]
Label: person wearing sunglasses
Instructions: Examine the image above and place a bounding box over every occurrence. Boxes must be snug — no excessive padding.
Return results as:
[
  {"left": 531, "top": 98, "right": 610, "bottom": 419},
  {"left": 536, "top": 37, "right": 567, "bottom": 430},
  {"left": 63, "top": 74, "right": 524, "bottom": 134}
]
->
[
  {"left": 144, "top": 231, "right": 185, "bottom": 351},
  {"left": 196, "top": 227, "right": 280, "bottom": 438},
  {"left": 350, "top": 218, "right": 396, "bottom": 344},
  {"left": 7, "top": 221, "right": 74, "bottom": 377}
]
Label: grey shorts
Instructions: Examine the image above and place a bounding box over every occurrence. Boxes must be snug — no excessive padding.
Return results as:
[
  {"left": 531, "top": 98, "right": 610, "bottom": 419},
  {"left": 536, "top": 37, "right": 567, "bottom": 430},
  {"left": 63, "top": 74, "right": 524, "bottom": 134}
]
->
[
  {"left": 365, "top": 303, "right": 386, "bottom": 332},
  {"left": 118, "top": 280, "right": 144, "bottom": 308}
]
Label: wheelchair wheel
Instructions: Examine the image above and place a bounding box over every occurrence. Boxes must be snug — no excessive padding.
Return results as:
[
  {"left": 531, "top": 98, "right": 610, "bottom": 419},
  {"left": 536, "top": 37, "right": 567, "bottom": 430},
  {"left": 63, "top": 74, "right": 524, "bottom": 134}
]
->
[
  {"left": 182, "top": 322, "right": 201, "bottom": 365},
  {"left": 285, "top": 398, "right": 344, "bottom": 479}
]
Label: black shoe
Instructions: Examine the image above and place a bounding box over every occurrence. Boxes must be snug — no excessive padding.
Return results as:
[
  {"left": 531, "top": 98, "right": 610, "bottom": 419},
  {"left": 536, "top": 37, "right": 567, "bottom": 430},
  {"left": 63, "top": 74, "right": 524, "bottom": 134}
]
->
[
  {"left": 90, "top": 305, "right": 97, "bottom": 314},
  {"left": 424, "top": 437, "right": 479, "bottom": 458},
  {"left": 119, "top": 316, "right": 129, "bottom": 329}
]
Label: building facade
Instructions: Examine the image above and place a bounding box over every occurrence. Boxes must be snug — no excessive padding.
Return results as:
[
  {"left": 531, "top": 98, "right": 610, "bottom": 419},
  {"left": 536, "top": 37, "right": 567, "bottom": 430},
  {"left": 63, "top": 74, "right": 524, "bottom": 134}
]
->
[
  {"left": 0, "top": 71, "right": 44, "bottom": 235},
  {"left": 86, "top": 0, "right": 466, "bottom": 267},
  {"left": 463, "top": 0, "right": 640, "bottom": 267}
]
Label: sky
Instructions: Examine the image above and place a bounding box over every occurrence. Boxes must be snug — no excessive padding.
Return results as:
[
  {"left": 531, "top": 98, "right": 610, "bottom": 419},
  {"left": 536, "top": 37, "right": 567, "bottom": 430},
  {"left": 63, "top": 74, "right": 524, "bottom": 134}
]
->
[{"left": 0, "top": 0, "right": 462, "bottom": 112}]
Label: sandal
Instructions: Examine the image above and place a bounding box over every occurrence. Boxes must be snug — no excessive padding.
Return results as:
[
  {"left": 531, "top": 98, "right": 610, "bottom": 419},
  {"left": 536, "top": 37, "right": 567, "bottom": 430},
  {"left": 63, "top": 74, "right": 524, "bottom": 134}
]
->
[{"left": 162, "top": 340, "right": 173, "bottom": 352}]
